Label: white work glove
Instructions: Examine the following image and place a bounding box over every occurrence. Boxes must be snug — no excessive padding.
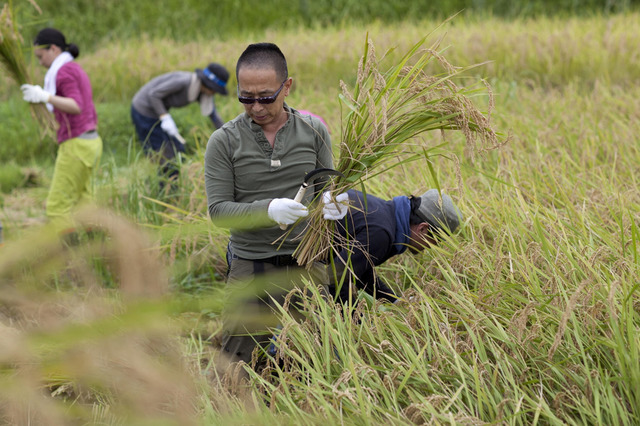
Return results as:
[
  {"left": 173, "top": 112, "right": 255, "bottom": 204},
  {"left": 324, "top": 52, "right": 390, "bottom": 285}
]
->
[
  {"left": 160, "top": 114, "right": 186, "bottom": 145},
  {"left": 21, "top": 84, "right": 51, "bottom": 104},
  {"left": 160, "top": 114, "right": 179, "bottom": 135},
  {"left": 322, "top": 191, "right": 349, "bottom": 220},
  {"left": 268, "top": 198, "right": 309, "bottom": 225}
]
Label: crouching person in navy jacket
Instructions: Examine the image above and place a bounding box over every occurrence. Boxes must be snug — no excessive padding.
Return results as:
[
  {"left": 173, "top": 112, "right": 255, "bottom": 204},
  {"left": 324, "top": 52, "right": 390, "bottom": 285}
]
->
[{"left": 324, "top": 188, "right": 463, "bottom": 304}]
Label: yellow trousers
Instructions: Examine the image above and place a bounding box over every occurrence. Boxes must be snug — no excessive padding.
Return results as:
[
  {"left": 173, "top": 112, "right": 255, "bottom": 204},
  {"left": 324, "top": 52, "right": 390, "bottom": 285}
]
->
[{"left": 46, "top": 135, "right": 103, "bottom": 233}]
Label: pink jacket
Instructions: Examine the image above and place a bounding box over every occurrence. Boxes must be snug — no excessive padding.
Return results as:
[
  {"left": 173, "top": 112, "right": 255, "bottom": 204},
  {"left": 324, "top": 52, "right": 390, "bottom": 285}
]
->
[{"left": 54, "top": 62, "right": 98, "bottom": 143}]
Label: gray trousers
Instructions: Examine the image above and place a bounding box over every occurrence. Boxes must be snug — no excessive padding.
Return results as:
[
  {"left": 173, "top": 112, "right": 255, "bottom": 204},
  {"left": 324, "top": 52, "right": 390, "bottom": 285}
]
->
[{"left": 220, "top": 257, "right": 328, "bottom": 369}]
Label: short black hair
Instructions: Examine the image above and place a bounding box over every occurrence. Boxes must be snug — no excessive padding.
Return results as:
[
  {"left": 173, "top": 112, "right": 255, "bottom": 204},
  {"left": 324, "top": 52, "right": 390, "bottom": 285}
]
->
[
  {"left": 409, "top": 195, "right": 424, "bottom": 226},
  {"left": 236, "top": 42, "right": 288, "bottom": 82}
]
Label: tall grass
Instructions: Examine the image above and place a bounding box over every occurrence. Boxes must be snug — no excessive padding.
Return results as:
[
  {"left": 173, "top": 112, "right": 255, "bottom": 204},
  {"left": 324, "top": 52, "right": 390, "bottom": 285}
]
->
[
  {"left": 0, "top": 12, "right": 639, "bottom": 425},
  {"left": 3, "top": 13, "right": 640, "bottom": 167},
  {"left": 200, "top": 56, "right": 638, "bottom": 424}
]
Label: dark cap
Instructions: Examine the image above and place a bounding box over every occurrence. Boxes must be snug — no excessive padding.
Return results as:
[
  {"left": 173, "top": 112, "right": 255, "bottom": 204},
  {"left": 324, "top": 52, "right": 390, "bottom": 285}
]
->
[
  {"left": 415, "top": 189, "right": 463, "bottom": 234},
  {"left": 195, "top": 63, "right": 229, "bottom": 95}
]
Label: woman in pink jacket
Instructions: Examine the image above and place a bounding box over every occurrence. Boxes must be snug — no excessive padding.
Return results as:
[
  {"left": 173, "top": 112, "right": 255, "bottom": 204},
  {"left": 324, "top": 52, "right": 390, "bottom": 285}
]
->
[{"left": 21, "top": 28, "right": 102, "bottom": 233}]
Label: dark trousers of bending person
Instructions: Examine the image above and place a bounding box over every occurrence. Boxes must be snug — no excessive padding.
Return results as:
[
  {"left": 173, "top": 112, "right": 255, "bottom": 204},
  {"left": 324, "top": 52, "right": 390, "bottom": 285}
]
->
[{"left": 131, "top": 106, "right": 184, "bottom": 186}]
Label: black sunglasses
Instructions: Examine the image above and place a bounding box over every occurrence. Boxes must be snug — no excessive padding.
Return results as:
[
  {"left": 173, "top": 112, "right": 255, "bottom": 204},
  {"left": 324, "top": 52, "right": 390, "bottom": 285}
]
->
[{"left": 237, "top": 79, "right": 287, "bottom": 105}]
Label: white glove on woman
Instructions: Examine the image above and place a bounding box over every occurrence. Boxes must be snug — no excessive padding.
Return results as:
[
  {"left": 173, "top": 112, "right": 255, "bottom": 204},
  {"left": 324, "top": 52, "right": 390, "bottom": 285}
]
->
[
  {"left": 268, "top": 198, "right": 309, "bottom": 225},
  {"left": 21, "top": 84, "right": 51, "bottom": 103},
  {"left": 322, "top": 191, "right": 349, "bottom": 220}
]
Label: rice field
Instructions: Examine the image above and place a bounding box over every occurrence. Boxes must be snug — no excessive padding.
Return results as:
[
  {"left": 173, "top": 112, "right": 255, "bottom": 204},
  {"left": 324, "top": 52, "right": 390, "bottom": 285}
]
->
[{"left": 0, "top": 12, "right": 639, "bottom": 425}]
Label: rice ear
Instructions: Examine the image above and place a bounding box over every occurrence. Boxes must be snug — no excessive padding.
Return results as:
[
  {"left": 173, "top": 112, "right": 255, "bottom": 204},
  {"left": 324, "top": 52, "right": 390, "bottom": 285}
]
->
[
  {"left": 294, "top": 32, "right": 506, "bottom": 267},
  {"left": 0, "top": 1, "right": 57, "bottom": 139}
]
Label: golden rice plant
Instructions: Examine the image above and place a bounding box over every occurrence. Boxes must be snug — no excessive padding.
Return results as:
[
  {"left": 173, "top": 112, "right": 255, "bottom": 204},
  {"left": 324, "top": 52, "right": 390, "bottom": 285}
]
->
[
  {"left": 0, "top": 0, "right": 57, "bottom": 137},
  {"left": 0, "top": 207, "right": 200, "bottom": 425},
  {"left": 294, "top": 32, "right": 505, "bottom": 266}
]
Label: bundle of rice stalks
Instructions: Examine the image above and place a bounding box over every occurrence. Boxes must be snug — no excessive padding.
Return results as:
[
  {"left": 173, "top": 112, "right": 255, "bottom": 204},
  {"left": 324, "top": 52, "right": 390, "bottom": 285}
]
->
[
  {"left": 294, "top": 32, "right": 505, "bottom": 266},
  {"left": 0, "top": 1, "right": 57, "bottom": 137}
]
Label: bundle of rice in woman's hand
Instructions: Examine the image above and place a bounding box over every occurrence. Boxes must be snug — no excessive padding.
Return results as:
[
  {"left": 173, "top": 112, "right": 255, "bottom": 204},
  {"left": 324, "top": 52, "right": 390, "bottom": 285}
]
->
[
  {"left": 294, "top": 33, "right": 506, "bottom": 267},
  {"left": 0, "top": 1, "right": 57, "bottom": 137}
]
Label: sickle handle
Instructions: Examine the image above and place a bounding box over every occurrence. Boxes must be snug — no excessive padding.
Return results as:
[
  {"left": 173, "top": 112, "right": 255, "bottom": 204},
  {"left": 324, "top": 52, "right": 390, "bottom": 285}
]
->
[
  {"left": 293, "top": 183, "right": 309, "bottom": 203},
  {"left": 279, "top": 183, "right": 309, "bottom": 230}
]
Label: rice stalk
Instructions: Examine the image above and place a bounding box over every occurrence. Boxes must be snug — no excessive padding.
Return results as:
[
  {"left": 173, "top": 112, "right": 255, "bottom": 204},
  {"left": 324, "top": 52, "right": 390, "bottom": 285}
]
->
[
  {"left": 0, "top": 0, "right": 57, "bottom": 138},
  {"left": 0, "top": 207, "right": 200, "bottom": 425},
  {"left": 294, "top": 32, "right": 506, "bottom": 266}
]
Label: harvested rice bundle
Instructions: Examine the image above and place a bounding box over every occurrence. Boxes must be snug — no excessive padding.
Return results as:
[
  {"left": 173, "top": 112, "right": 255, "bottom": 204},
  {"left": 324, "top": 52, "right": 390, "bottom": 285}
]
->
[
  {"left": 294, "top": 33, "right": 504, "bottom": 266},
  {"left": 0, "top": 1, "right": 57, "bottom": 137}
]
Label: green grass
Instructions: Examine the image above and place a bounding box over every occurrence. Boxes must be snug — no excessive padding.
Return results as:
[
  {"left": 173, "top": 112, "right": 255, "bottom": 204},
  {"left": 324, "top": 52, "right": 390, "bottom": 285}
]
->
[
  {"left": 0, "top": 11, "right": 639, "bottom": 426},
  {"left": 11, "top": 0, "right": 634, "bottom": 53},
  {"left": 0, "top": 161, "right": 27, "bottom": 193},
  {"left": 3, "top": 13, "right": 640, "bottom": 165}
]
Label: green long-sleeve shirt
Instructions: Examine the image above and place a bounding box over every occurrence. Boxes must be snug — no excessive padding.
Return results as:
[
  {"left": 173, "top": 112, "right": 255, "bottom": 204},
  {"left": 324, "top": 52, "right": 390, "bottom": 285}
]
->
[{"left": 204, "top": 105, "right": 333, "bottom": 259}]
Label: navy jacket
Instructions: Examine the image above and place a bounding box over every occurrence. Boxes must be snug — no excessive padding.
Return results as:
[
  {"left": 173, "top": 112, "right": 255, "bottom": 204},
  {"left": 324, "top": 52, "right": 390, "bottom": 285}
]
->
[{"left": 329, "top": 190, "right": 406, "bottom": 303}]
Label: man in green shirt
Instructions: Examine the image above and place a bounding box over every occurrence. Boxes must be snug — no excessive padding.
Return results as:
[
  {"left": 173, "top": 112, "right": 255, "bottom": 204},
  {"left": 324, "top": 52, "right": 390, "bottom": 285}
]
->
[{"left": 205, "top": 43, "right": 340, "bottom": 370}]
